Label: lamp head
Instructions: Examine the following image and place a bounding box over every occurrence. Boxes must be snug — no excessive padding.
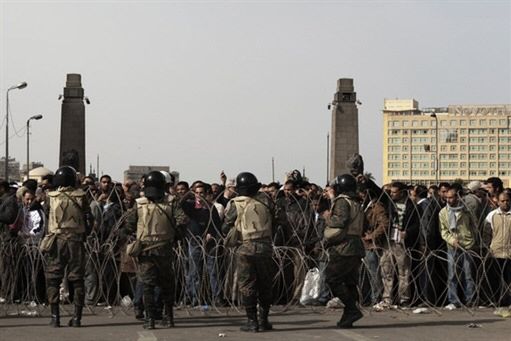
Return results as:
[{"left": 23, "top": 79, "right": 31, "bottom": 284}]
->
[{"left": 8, "top": 81, "right": 28, "bottom": 91}]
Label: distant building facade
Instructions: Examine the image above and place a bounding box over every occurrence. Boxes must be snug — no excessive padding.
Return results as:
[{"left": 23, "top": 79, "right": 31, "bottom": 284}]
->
[
  {"left": 0, "top": 157, "right": 21, "bottom": 181},
  {"left": 124, "top": 165, "right": 179, "bottom": 184},
  {"left": 383, "top": 99, "right": 511, "bottom": 186}
]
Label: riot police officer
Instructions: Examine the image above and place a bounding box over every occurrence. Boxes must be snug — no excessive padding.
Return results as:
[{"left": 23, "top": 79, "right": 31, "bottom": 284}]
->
[
  {"left": 43, "top": 166, "right": 92, "bottom": 327},
  {"left": 222, "top": 172, "right": 275, "bottom": 332},
  {"left": 323, "top": 174, "right": 365, "bottom": 328},
  {"left": 123, "top": 171, "right": 187, "bottom": 329}
]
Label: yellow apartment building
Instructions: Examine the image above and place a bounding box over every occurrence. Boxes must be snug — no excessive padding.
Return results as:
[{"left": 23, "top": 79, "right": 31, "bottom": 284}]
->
[{"left": 382, "top": 99, "right": 511, "bottom": 186}]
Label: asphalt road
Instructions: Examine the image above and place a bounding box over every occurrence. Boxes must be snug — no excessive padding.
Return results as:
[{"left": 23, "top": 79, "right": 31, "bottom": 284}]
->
[{"left": 0, "top": 305, "right": 509, "bottom": 341}]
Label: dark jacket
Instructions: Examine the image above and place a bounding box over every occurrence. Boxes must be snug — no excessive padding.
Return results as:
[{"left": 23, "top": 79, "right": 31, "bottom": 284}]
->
[
  {"left": 180, "top": 194, "right": 222, "bottom": 241},
  {"left": 0, "top": 192, "right": 19, "bottom": 225},
  {"left": 388, "top": 197, "right": 422, "bottom": 249},
  {"left": 419, "top": 197, "right": 445, "bottom": 251},
  {"left": 0, "top": 192, "right": 20, "bottom": 240}
]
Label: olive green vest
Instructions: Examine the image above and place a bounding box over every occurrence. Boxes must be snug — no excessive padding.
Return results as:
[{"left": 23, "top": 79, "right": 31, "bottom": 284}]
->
[
  {"left": 332, "top": 194, "right": 364, "bottom": 237},
  {"left": 232, "top": 196, "right": 272, "bottom": 241},
  {"left": 136, "top": 197, "right": 175, "bottom": 243},
  {"left": 48, "top": 188, "right": 86, "bottom": 234}
]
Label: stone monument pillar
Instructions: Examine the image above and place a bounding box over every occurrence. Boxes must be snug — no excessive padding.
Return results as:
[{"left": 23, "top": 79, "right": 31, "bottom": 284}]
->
[
  {"left": 329, "top": 78, "right": 359, "bottom": 179},
  {"left": 59, "top": 74, "right": 86, "bottom": 175}
]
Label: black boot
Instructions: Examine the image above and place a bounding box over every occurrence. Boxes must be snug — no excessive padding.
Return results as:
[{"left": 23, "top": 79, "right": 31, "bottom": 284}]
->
[
  {"left": 337, "top": 297, "right": 363, "bottom": 329},
  {"left": 144, "top": 316, "right": 155, "bottom": 329},
  {"left": 240, "top": 306, "right": 259, "bottom": 332},
  {"left": 143, "top": 309, "right": 155, "bottom": 330},
  {"left": 134, "top": 305, "right": 145, "bottom": 321},
  {"left": 160, "top": 304, "right": 174, "bottom": 328},
  {"left": 258, "top": 306, "right": 273, "bottom": 331},
  {"left": 68, "top": 305, "right": 83, "bottom": 327},
  {"left": 337, "top": 308, "right": 363, "bottom": 328},
  {"left": 49, "top": 304, "right": 60, "bottom": 328}
]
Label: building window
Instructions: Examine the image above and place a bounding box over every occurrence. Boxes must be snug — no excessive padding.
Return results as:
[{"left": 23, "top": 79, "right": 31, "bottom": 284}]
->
[
  {"left": 460, "top": 120, "right": 466, "bottom": 126},
  {"left": 469, "top": 120, "right": 477, "bottom": 126},
  {"left": 440, "top": 129, "right": 458, "bottom": 143}
]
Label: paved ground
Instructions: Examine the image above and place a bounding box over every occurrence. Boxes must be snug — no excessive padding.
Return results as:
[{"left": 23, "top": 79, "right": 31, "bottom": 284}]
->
[{"left": 0, "top": 305, "right": 510, "bottom": 341}]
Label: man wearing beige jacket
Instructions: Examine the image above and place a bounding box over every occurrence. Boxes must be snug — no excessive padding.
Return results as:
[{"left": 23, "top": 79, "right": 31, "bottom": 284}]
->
[{"left": 439, "top": 188, "right": 478, "bottom": 309}]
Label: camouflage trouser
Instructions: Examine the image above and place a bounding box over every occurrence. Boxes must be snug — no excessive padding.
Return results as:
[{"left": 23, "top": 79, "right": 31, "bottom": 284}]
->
[
  {"left": 380, "top": 241, "right": 410, "bottom": 303},
  {"left": 325, "top": 250, "right": 361, "bottom": 311},
  {"left": 137, "top": 255, "right": 175, "bottom": 315},
  {"left": 236, "top": 241, "right": 274, "bottom": 308},
  {"left": 45, "top": 238, "right": 86, "bottom": 305}
]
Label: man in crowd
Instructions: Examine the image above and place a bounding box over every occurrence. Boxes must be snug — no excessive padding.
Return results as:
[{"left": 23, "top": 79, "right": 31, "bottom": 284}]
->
[
  {"left": 180, "top": 181, "right": 225, "bottom": 306},
  {"left": 485, "top": 191, "right": 511, "bottom": 307},
  {"left": 0, "top": 180, "right": 20, "bottom": 303},
  {"left": 417, "top": 183, "right": 446, "bottom": 306},
  {"left": 360, "top": 184, "right": 388, "bottom": 306},
  {"left": 439, "top": 187, "right": 477, "bottom": 309},
  {"left": 379, "top": 181, "right": 420, "bottom": 307},
  {"left": 86, "top": 174, "right": 122, "bottom": 305}
]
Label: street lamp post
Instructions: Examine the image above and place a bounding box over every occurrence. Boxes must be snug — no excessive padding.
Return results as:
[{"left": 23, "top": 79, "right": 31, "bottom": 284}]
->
[
  {"left": 431, "top": 113, "right": 439, "bottom": 183},
  {"left": 5, "top": 81, "right": 28, "bottom": 181},
  {"left": 26, "top": 114, "right": 43, "bottom": 179}
]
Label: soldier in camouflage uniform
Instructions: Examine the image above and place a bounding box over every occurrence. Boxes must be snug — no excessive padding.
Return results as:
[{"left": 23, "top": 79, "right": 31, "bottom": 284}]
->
[
  {"left": 223, "top": 172, "right": 275, "bottom": 332},
  {"left": 123, "top": 171, "right": 187, "bottom": 329},
  {"left": 43, "top": 166, "right": 93, "bottom": 328},
  {"left": 323, "top": 174, "right": 365, "bottom": 328}
]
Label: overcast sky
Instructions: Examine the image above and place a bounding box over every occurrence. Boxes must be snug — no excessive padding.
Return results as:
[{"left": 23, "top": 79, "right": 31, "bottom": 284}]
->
[{"left": 1, "top": 0, "right": 510, "bottom": 185}]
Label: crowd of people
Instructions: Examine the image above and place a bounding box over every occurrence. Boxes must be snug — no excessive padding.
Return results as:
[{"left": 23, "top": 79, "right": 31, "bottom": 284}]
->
[{"left": 0, "top": 162, "right": 510, "bottom": 330}]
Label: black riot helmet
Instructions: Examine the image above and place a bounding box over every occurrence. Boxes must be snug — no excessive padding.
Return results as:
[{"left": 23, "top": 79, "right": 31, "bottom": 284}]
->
[
  {"left": 53, "top": 166, "right": 77, "bottom": 188},
  {"left": 144, "top": 171, "right": 166, "bottom": 200},
  {"left": 236, "top": 172, "right": 261, "bottom": 197},
  {"left": 329, "top": 174, "right": 357, "bottom": 195}
]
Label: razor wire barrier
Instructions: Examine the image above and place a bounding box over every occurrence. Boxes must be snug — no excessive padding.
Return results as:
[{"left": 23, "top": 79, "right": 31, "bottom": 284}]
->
[{"left": 0, "top": 180, "right": 510, "bottom": 318}]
